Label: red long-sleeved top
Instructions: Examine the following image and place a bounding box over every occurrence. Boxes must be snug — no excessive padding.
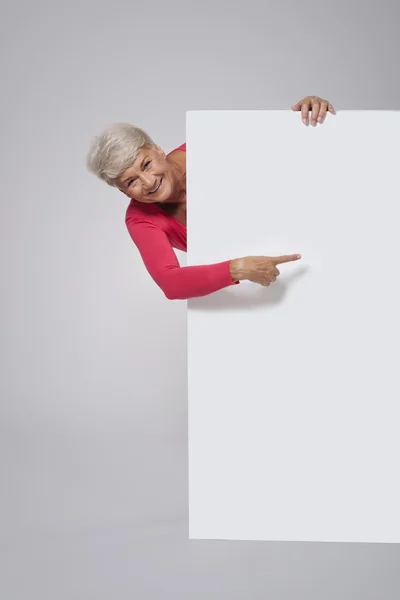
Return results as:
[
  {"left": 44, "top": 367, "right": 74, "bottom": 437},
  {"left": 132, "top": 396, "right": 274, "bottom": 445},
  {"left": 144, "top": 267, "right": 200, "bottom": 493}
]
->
[{"left": 125, "top": 143, "right": 239, "bottom": 300}]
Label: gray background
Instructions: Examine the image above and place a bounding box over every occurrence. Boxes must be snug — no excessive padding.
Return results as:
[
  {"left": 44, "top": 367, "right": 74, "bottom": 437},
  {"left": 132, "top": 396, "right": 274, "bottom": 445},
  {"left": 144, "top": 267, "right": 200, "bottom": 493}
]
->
[{"left": 1, "top": 0, "right": 399, "bottom": 598}]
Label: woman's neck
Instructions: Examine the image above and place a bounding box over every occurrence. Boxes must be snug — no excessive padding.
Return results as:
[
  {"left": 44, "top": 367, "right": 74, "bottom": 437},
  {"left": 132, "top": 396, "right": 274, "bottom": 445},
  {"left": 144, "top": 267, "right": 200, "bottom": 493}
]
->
[{"left": 167, "top": 150, "right": 186, "bottom": 204}]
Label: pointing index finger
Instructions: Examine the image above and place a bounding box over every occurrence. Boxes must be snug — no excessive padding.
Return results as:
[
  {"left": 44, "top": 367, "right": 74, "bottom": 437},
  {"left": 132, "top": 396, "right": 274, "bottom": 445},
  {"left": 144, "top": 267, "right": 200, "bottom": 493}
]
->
[{"left": 272, "top": 254, "right": 302, "bottom": 265}]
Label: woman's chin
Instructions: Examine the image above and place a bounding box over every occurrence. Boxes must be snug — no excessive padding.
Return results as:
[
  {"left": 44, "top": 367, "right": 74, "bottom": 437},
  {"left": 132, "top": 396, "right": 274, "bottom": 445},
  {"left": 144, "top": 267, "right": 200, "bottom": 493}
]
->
[{"left": 156, "top": 189, "right": 173, "bottom": 204}]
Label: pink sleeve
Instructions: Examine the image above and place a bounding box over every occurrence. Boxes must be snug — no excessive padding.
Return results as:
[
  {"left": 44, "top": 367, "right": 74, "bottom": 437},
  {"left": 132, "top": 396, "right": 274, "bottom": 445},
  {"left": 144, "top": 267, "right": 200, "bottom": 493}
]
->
[{"left": 126, "top": 219, "right": 239, "bottom": 300}]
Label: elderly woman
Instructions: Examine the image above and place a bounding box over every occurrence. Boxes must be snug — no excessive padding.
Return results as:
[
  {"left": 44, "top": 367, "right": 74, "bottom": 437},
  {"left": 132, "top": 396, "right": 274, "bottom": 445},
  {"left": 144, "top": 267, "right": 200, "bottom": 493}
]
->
[{"left": 87, "top": 96, "right": 334, "bottom": 300}]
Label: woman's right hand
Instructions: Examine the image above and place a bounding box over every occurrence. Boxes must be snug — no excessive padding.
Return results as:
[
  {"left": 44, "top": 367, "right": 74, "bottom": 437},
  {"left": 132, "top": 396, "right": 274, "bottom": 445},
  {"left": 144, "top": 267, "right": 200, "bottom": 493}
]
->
[{"left": 229, "top": 254, "right": 301, "bottom": 286}]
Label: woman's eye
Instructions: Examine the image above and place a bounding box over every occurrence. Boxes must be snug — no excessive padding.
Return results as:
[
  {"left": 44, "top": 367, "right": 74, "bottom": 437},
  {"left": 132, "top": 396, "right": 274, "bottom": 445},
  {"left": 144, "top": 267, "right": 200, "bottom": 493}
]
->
[{"left": 144, "top": 161, "right": 151, "bottom": 168}]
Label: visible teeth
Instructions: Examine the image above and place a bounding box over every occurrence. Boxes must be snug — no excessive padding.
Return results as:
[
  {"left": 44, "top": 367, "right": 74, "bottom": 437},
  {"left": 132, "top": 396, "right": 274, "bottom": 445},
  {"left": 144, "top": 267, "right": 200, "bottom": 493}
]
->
[{"left": 150, "top": 181, "right": 161, "bottom": 194}]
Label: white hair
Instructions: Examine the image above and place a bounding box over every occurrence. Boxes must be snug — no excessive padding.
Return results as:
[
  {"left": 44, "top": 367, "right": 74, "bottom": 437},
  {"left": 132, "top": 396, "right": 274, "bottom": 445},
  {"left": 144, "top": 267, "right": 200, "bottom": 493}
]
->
[{"left": 86, "top": 123, "right": 155, "bottom": 186}]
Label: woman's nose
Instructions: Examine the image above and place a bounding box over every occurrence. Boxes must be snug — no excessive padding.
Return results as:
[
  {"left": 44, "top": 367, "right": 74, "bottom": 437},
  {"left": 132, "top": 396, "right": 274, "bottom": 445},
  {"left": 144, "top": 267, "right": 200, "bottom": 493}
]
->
[{"left": 141, "top": 173, "right": 154, "bottom": 189}]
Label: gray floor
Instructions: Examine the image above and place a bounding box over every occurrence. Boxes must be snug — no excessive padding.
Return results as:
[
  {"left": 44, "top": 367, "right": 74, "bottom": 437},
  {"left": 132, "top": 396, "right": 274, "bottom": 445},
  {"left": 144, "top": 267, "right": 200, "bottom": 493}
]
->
[
  {"left": 2, "top": 425, "right": 400, "bottom": 600},
  {"left": 3, "top": 507, "right": 400, "bottom": 599}
]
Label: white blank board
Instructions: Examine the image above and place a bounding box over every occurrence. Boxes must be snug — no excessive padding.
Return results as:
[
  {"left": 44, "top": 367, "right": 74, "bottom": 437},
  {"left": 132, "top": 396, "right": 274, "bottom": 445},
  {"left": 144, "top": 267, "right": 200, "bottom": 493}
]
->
[{"left": 186, "top": 110, "right": 400, "bottom": 544}]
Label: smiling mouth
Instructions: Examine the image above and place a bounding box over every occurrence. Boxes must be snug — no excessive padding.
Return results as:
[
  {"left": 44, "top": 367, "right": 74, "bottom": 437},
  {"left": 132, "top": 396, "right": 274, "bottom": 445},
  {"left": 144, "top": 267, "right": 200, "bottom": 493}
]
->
[{"left": 149, "top": 178, "right": 163, "bottom": 195}]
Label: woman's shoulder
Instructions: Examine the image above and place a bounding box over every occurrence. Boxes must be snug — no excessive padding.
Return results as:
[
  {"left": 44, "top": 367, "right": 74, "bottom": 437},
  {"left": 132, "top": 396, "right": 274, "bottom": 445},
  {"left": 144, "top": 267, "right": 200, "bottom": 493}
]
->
[
  {"left": 170, "top": 142, "right": 186, "bottom": 153},
  {"left": 125, "top": 199, "right": 160, "bottom": 224}
]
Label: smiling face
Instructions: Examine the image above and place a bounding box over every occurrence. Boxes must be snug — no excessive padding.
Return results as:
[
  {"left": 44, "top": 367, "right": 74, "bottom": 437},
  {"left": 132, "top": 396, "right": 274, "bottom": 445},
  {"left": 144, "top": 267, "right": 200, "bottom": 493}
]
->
[{"left": 117, "top": 144, "right": 178, "bottom": 203}]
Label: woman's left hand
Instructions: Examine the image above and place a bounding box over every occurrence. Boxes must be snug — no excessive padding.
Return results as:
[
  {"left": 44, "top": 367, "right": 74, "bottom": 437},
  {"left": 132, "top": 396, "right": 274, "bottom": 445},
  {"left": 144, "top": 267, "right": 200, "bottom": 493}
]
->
[{"left": 291, "top": 96, "right": 335, "bottom": 126}]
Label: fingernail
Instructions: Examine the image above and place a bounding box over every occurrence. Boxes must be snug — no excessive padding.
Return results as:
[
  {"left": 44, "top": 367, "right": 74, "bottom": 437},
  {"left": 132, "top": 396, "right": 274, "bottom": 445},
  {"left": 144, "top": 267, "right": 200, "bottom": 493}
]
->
[
  {"left": 302, "top": 118, "right": 308, "bottom": 125},
  {"left": 311, "top": 120, "right": 317, "bottom": 126},
  {"left": 317, "top": 116, "right": 322, "bottom": 122}
]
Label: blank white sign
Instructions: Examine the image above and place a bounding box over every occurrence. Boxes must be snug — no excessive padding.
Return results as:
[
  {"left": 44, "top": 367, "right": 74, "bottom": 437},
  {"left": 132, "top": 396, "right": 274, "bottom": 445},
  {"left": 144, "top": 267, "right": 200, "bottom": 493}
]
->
[{"left": 186, "top": 110, "right": 400, "bottom": 544}]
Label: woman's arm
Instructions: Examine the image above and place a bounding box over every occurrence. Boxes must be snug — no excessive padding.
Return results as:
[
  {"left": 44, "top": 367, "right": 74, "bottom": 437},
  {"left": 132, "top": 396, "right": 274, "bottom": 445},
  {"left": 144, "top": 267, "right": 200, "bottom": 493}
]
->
[{"left": 126, "top": 219, "right": 239, "bottom": 300}]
